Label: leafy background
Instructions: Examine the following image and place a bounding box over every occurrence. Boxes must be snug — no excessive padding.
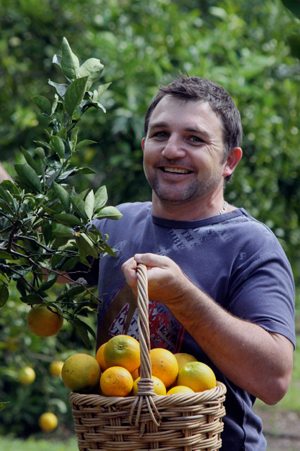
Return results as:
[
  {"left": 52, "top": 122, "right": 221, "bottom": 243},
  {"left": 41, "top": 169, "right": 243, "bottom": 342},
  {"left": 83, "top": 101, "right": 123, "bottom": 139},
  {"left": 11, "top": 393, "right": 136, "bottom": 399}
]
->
[{"left": 0, "top": 0, "right": 299, "bottom": 439}]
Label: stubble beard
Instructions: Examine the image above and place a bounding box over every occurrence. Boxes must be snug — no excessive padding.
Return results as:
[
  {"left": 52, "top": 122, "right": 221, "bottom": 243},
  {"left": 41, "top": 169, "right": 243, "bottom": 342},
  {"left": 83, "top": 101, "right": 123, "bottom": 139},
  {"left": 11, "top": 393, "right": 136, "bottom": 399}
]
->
[{"left": 149, "top": 172, "right": 223, "bottom": 206}]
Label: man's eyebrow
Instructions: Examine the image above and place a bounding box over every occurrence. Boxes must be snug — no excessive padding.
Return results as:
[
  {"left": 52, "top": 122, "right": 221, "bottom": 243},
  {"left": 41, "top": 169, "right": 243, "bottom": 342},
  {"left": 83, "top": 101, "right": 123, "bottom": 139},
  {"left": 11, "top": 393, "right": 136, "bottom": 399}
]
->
[{"left": 148, "top": 121, "right": 211, "bottom": 139}]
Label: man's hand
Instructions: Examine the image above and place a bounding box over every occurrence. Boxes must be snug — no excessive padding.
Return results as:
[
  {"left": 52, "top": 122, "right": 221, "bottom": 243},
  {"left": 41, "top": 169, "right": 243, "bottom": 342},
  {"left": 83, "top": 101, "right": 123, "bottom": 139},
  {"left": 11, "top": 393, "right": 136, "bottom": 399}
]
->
[{"left": 121, "top": 253, "right": 191, "bottom": 305}]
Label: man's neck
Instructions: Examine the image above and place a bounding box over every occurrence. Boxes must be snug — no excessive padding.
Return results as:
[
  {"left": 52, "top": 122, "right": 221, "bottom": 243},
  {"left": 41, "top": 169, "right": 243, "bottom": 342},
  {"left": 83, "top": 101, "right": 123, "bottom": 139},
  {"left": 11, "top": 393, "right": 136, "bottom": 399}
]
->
[{"left": 151, "top": 194, "right": 228, "bottom": 221}]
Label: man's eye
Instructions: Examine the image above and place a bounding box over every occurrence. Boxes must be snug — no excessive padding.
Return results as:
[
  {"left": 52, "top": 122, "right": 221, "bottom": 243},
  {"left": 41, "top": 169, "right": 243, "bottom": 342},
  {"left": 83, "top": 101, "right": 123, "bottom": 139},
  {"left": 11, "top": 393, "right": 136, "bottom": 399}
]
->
[
  {"left": 153, "top": 131, "right": 167, "bottom": 138},
  {"left": 189, "top": 135, "right": 203, "bottom": 143}
]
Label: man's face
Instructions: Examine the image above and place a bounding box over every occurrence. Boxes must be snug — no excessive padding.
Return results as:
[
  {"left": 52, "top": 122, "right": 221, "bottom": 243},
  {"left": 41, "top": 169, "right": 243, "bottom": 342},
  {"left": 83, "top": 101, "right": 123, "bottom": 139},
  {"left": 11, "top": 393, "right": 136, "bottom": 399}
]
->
[{"left": 142, "top": 95, "right": 229, "bottom": 208}]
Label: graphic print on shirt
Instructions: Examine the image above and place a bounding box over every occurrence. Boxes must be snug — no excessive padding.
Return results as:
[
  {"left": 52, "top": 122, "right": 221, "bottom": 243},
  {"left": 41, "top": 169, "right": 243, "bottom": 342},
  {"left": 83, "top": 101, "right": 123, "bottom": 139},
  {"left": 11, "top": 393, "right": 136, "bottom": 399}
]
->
[
  {"left": 157, "top": 225, "right": 232, "bottom": 256},
  {"left": 98, "top": 282, "right": 185, "bottom": 353}
]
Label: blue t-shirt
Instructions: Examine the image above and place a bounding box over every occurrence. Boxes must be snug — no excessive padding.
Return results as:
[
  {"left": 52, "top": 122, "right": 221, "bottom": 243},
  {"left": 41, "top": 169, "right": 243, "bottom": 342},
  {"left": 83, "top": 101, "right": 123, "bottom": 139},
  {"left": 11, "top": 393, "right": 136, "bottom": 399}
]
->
[{"left": 88, "top": 202, "right": 295, "bottom": 451}]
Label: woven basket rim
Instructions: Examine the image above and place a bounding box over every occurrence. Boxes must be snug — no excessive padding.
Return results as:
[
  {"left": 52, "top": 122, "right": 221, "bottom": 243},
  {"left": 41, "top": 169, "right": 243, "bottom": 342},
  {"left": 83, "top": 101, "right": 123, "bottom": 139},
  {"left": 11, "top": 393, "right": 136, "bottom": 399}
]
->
[{"left": 70, "top": 381, "right": 226, "bottom": 406}]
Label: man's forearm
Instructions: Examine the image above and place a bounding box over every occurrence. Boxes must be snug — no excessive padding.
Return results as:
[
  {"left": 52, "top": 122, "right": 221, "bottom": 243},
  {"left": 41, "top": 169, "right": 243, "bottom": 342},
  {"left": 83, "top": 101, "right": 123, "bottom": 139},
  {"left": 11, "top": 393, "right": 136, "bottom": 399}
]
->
[{"left": 167, "top": 279, "right": 293, "bottom": 404}]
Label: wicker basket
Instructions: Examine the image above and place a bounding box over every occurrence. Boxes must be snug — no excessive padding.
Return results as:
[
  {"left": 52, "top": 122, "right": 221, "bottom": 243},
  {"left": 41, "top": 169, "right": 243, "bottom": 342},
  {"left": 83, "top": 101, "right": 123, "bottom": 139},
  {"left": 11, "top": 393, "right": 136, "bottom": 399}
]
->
[{"left": 70, "top": 264, "right": 226, "bottom": 451}]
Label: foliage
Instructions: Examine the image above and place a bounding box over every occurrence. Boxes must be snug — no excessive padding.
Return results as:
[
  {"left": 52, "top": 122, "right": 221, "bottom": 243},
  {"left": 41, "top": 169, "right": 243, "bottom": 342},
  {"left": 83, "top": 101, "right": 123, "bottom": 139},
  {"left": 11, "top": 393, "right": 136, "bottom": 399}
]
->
[
  {"left": 0, "top": 283, "right": 93, "bottom": 437},
  {"left": 1, "top": 0, "right": 300, "bottom": 289},
  {"left": 0, "top": 37, "right": 122, "bottom": 345}
]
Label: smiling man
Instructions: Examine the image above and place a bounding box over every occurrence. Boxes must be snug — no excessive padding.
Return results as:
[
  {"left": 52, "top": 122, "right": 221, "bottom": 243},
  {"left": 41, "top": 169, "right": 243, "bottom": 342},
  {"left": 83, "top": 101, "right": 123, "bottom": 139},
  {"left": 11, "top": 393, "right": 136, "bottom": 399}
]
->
[{"left": 85, "top": 76, "right": 295, "bottom": 450}]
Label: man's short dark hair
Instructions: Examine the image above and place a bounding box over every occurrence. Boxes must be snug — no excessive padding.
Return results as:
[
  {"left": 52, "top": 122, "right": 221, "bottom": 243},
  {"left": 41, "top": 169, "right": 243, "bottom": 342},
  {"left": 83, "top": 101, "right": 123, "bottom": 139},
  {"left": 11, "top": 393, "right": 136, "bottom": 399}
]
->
[{"left": 144, "top": 76, "right": 243, "bottom": 162}]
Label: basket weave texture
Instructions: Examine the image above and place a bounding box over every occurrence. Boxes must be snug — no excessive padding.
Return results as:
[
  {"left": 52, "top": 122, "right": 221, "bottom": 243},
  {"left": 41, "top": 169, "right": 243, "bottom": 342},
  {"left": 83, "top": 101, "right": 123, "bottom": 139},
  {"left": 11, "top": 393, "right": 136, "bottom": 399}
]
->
[{"left": 70, "top": 264, "right": 227, "bottom": 451}]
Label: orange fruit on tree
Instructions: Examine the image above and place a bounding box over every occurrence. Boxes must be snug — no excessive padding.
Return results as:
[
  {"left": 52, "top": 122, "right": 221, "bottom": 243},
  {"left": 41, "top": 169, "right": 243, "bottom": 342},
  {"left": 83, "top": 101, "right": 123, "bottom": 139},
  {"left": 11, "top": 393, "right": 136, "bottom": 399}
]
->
[
  {"left": 149, "top": 348, "right": 179, "bottom": 388},
  {"left": 96, "top": 342, "right": 109, "bottom": 371},
  {"left": 61, "top": 353, "right": 101, "bottom": 393},
  {"left": 27, "top": 304, "right": 63, "bottom": 337},
  {"left": 49, "top": 360, "right": 64, "bottom": 377},
  {"left": 167, "top": 385, "right": 195, "bottom": 395},
  {"left": 174, "top": 353, "right": 198, "bottom": 370},
  {"left": 100, "top": 366, "right": 133, "bottom": 397},
  {"left": 18, "top": 366, "right": 36, "bottom": 385},
  {"left": 177, "top": 361, "right": 216, "bottom": 392},
  {"left": 39, "top": 412, "right": 58, "bottom": 432},
  {"left": 132, "top": 375, "right": 166, "bottom": 396},
  {"left": 104, "top": 335, "right": 140, "bottom": 373}
]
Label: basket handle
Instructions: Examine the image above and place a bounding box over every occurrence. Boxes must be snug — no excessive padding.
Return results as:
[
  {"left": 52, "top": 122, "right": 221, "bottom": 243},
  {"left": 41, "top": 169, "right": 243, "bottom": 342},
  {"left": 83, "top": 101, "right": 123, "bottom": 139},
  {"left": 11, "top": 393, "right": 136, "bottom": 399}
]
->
[{"left": 129, "top": 263, "right": 161, "bottom": 428}]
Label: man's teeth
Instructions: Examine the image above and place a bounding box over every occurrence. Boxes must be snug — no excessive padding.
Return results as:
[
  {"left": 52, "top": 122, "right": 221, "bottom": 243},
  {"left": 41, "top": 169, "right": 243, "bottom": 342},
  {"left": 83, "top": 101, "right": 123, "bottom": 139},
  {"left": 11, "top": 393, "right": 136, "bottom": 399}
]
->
[{"left": 163, "top": 167, "right": 189, "bottom": 174}]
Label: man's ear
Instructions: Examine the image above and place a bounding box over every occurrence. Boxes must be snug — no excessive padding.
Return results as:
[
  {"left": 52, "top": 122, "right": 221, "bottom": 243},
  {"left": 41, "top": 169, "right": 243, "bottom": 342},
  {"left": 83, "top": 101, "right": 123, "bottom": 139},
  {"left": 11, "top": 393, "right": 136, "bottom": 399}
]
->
[
  {"left": 223, "top": 147, "right": 243, "bottom": 178},
  {"left": 141, "top": 137, "right": 145, "bottom": 150}
]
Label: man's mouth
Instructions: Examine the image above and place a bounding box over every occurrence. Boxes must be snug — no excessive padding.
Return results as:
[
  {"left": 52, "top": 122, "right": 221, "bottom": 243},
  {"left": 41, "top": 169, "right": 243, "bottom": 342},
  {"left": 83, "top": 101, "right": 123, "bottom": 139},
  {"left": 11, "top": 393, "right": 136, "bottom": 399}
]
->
[{"left": 160, "top": 167, "right": 192, "bottom": 174}]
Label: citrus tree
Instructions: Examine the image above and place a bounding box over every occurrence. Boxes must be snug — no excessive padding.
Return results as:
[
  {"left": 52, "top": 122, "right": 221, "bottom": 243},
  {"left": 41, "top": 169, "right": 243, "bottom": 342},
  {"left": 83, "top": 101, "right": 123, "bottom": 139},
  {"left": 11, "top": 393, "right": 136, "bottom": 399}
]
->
[{"left": 0, "top": 37, "right": 122, "bottom": 346}]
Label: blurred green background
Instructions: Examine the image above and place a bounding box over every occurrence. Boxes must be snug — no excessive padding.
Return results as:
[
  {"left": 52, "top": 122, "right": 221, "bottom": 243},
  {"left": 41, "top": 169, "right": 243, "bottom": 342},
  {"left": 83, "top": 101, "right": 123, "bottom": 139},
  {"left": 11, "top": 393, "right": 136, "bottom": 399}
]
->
[{"left": 0, "top": 0, "right": 299, "bottom": 446}]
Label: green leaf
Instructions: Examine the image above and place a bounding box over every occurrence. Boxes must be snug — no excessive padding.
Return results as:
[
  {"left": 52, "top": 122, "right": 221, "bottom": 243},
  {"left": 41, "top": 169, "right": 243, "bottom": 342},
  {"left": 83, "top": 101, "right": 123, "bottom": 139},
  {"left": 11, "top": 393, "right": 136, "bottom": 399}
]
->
[
  {"left": 20, "top": 293, "right": 43, "bottom": 305},
  {"left": 75, "top": 139, "right": 97, "bottom": 150},
  {"left": 76, "top": 233, "right": 99, "bottom": 259},
  {"left": 65, "top": 76, "right": 88, "bottom": 117},
  {"left": 14, "top": 163, "right": 42, "bottom": 193},
  {"left": 84, "top": 190, "right": 95, "bottom": 219},
  {"left": 61, "top": 37, "right": 80, "bottom": 80},
  {"left": 53, "top": 213, "right": 82, "bottom": 227},
  {"left": 37, "top": 274, "right": 58, "bottom": 293},
  {"left": 70, "top": 196, "right": 89, "bottom": 221},
  {"left": 94, "top": 185, "right": 108, "bottom": 209},
  {"left": 32, "top": 95, "right": 52, "bottom": 116},
  {"left": 78, "top": 58, "right": 104, "bottom": 89},
  {"left": 281, "top": 0, "right": 300, "bottom": 18},
  {"left": 53, "top": 223, "right": 74, "bottom": 237},
  {"left": 0, "top": 184, "right": 14, "bottom": 206},
  {"left": 0, "top": 282, "right": 9, "bottom": 307},
  {"left": 95, "top": 206, "right": 123, "bottom": 220},
  {"left": 21, "top": 147, "right": 40, "bottom": 174},
  {"left": 48, "top": 80, "right": 68, "bottom": 98},
  {"left": 50, "top": 135, "right": 65, "bottom": 158},
  {"left": 93, "top": 83, "right": 111, "bottom": 101},
  {"left": 0, "top": 402, "right": 10, "bottom": 412},
  {"left": 70, "top": 317, "right": 93, "bottom": 348},
  {"left": 53, "top": 182, "right": 70, "bottom": 211},
  {"left": 0, "top": 250, "right": 12, "bottom": 259}
]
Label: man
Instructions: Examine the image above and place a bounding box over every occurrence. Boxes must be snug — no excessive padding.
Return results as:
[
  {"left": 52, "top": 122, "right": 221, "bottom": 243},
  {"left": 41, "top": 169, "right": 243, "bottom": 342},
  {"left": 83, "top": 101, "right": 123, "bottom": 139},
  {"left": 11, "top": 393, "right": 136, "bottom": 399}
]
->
[{"left": 79, "top": 76, "right": 295, "bottom": 449}]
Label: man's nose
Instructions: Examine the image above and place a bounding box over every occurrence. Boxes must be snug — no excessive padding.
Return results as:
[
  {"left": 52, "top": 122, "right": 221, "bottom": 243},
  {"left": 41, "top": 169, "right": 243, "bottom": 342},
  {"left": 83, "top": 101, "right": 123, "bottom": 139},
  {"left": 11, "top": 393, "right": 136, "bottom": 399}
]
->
[{"left": 161, "top": 135, "right": 186, "bottom": 159}]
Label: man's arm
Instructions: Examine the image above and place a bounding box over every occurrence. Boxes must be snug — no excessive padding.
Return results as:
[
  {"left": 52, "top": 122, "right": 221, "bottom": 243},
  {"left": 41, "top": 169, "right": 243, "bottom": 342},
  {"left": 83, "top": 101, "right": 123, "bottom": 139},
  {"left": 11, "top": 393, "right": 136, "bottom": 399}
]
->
[
  {"left": 122, "top": 253, "right": 294, "bottom": 405},
  {"left": 0, "top": 164, "right": 13, "bottom": 182}
]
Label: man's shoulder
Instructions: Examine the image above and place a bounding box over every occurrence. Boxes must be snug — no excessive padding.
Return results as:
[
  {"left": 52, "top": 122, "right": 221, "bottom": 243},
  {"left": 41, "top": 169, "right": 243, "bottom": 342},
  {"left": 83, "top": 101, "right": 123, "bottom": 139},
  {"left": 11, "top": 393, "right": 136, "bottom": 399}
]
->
[
  {"left": 117, "top": 201, "right": 152, "bottom": 216},
  {"left": 93, "top": 201, "right": 152, "bottom": 232}
]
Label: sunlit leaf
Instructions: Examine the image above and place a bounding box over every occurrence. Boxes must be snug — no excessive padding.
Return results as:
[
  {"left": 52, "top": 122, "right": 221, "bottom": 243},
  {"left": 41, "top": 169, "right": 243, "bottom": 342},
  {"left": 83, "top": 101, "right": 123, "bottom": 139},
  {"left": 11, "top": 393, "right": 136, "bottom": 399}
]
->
[
  {"left": 95, "top": 206, "right": 123, "bottom": 220},
  {"left": 84, "top": 190, "right": 95, "bottom": 219},
  {"left": 78, "top": 58, "right": 104, "bottom": 89},
  {"left": 61, "top": 37, "right": 80, "bottom": 80}
]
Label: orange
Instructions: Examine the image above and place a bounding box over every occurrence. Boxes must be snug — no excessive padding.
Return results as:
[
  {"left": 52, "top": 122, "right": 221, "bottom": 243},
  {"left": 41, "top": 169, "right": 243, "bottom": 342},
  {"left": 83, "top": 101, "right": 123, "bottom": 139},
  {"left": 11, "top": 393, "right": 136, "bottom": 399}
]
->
[
  {"left": 100, "top": 366, "right": 133, "bottom": 397},
  {"left": 167, "top": 385, "right": 195, "bottom": 395},
  {"left": 96, "top": 342, "right": 109, "bottom": 371},
  {"left": 18, "top": 366, "right": 36, "bottom": 385},
  {"left": 61, "top": 353, "right": 101, "bottom": 393},
  {"left": 132, "top": 376, "right": 166, "bottom": 396},
  {"left": 131, "top": 368, "right": 140, "bottom": 380},
  {"left": 39, "top": 412, "right": 58, "bottom": 432},
  {"left": 27, "top": 304, "right": 63, "bottom": 337},
  {"left": 104, "top": 335, "right": 140, "bottom": 373},
  {"left": 174, "top": 353, "right": 198, "bottom": 370},
  {"left": 49, "top": 361, "right": 64, "bottom": 377},
  {"left": 177, "top": 361, "right": 216, "bottom": 392},
  {"left": 149, "top": 348, "right": 179, "bottom": 388}
]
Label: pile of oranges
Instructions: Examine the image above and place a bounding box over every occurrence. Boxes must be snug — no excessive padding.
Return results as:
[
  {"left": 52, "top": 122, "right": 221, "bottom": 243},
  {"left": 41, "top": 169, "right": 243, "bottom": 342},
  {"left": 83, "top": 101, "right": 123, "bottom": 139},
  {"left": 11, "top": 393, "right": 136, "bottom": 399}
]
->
[{"left": 61, "top": 334, "right": 217, "bottom": 397}]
